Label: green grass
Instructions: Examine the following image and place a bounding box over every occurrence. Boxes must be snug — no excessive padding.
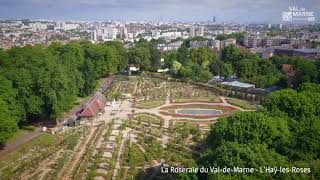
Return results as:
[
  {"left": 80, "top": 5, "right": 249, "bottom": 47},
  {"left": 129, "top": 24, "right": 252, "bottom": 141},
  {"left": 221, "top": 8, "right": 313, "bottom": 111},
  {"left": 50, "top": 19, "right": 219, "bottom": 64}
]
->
[
  {"left": 6, "top": 129, "right": 31, "bottom": 144},
  {"left": 21, "top": 125, "right": 36, "bottom": 131},
  {"left": 226, "top": 98, "right": 257, "bottom": 110},
  {"left": 172, "top": 97, "right": 221, "bottom": 103},
  {"left": 134, "top": 114, "right": 163, "bottom": 126},
  {"left": 135, "top": 101, "right": 164, "bottom": 109},
  {"left": 161, "top": 104, "right": 239, "bottom": 113},
  {"left": 0, "top": 133, "right": 55, "bottom": 162},
  {"left": 0, "top": 133, "right": 57, "bottom": 176},
  {"left": 30, "top": 133, "right": 56, "bottom": 146},
  {"left": 174, "top": 122, "right": 199, "bottom": 128},
  {"left": 122, "top": 141, "right": 146, "bottom": 167},
  {"left": 6, "top": 126, "right": 36, "bottom": 144}
]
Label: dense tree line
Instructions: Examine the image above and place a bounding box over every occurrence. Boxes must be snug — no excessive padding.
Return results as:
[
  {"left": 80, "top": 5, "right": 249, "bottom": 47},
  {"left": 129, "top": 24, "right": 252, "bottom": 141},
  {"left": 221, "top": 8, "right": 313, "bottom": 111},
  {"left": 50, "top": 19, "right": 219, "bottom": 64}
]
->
[
  {"left": 162, "top": 43, "right": 315, "bottom": 87},
  {"left": 128, "top": 39, "right": 162, "bottom": 71},
  {"left": 271, "top": 55, "right": 320, "bottom": 87},
  {"left": 127, "top": 38, "right": 319, "bottom": 88},
  {"left": 164, "top": 47, "right": 214, "bottom": 82},
  {"left": 0, "top": 41, "right": 127, "bottom": 144},
  {"left": 184, "top": 83, "right": 320, "bottom": 179},
  {"left": 220, "top": 45, "right": 286, "bottom": 88},
  {"left": 220, "top": 44, "right": 320, "bottom": 88}
]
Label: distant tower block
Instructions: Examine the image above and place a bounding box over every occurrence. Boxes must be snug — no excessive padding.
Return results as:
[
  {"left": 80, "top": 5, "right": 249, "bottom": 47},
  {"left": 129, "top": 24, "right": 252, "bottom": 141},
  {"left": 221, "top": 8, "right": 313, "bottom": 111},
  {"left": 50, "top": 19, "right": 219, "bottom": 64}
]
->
[{"left": 223, "top": 26, "right": 229, "bottom": 34}]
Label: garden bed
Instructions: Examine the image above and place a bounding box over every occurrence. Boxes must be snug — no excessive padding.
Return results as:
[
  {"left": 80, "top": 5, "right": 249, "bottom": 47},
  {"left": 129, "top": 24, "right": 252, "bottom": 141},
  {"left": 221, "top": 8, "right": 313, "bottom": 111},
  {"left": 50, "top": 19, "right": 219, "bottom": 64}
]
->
[
  {"left": 159, "top": 104, "right": 239, "bottom": 118},
  {"left": 225, "top": 98, "right": 258, "bottom": 110},
  {"left": 133, "top": 113, "right": 164, "bottom": 126},
  {"left": 135, "top": 101, "right": 164, "bottom": 109}
]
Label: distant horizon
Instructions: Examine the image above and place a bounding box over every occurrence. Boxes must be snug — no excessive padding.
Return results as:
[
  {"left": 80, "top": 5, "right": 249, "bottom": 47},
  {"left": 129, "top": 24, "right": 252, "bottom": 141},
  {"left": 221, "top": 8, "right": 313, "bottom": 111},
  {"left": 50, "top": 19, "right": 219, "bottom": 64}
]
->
[
  {"left": 1, "top": 0, "right": 319, "bottom": 24},
  {"left": 0, "top": 18, "right": 319, "bottom": 25}
]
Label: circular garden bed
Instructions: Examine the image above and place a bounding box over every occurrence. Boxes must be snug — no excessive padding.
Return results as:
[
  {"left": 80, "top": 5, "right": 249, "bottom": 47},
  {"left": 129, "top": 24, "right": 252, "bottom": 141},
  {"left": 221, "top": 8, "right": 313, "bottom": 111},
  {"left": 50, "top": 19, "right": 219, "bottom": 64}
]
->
[{"left": 159, "top": 104, "right": 240, "bottom": 118}]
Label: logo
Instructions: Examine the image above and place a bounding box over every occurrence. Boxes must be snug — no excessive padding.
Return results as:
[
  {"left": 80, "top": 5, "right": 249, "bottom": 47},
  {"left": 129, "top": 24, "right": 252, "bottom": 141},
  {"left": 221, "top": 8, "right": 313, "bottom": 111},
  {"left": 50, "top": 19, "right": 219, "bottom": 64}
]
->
[
  {"left": 282, "top": 6, "right": 315, "bottom": 22},
  {"left": 282, "top": 12, "right": 293, "bottom": 22}
]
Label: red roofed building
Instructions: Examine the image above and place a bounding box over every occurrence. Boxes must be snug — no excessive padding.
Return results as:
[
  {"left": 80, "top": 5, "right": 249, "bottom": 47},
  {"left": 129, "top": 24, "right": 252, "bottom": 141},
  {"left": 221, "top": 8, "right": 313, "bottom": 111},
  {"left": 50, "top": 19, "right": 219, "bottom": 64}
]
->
[
  {"left": 282, "top": 64, "right": 296, "bottom": 87},
  {"left": 77, "top": 92, "right": 107, "bottom": 118},
  {"left": 282, "top": 64, "right": 296, "bottom": 78}
]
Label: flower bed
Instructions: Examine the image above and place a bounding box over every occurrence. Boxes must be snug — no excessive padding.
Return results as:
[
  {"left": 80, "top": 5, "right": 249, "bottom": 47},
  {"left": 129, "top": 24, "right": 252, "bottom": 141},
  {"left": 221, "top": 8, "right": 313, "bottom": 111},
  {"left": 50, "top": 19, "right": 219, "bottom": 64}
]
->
[
  {"left": 160, "top": 111, "right": 230, "bottom": 118},
  {"left": 170, "top": 119, "right": 217, "bottom": 124},
  {"left": 159, "top": 103, "right": 239, "bottom": 118},
  {"left": 135, "top": 101, "right": 164, "bottom": 109},
  {"left": 171, "top": 98, "right": 221, "bottom": 103},
  {"left": 159, "top": 104, "right": 238, "bottom": 111}
]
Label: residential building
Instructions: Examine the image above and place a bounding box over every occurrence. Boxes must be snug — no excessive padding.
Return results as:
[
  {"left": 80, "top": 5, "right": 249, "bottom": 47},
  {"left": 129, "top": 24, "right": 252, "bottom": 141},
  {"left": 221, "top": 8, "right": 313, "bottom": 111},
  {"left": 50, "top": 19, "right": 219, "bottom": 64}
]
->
[{"left": 274, "top": 48, "right": 320, "bottom": 59}]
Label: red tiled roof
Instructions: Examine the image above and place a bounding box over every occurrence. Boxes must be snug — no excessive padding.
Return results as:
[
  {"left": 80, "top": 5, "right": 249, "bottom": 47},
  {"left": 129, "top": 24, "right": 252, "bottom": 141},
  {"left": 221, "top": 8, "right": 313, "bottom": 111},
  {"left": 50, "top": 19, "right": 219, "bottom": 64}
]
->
[
  {"left": 78, "top": 92, "right": 107, "bottom": 117},
  {"left": 94, "top": 92, "right": 107, "bottom": 105},
  {"left": 282, "top": 64, "right": 296, "bottom": 77},
  {"left": 78, "top": 104, "right": 98, "bottom": 117}
]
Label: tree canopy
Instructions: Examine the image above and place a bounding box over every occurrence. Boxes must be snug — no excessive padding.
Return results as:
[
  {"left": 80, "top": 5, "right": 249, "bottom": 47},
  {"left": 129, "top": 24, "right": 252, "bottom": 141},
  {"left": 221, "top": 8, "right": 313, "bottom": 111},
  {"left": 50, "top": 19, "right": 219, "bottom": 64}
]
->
[
  {"left": 0, "top": 41, "right": 128, "bottom": 144},
  {"left": 194, "top": 83, "right": 320, "bottom": 179}
]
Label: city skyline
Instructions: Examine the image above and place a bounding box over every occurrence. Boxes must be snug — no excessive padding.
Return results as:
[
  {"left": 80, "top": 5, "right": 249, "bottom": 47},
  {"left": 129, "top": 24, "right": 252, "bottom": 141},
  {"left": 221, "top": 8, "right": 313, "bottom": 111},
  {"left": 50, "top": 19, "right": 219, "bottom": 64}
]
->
[{"left": 1, "top": 0, "right": 320, "bottom": 23}]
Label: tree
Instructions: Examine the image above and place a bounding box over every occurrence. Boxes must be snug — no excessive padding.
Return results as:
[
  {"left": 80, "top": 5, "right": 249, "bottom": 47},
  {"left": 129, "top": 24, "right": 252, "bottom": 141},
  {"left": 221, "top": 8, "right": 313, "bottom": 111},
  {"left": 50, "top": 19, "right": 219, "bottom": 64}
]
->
[
  {"left": 221, "top": 45, "right": 257, "bottom": 64},
  {"left": 210, "top": 60, "right": 233, "bottom": 78},
  {"left": 294, "top": 57, "right": 318, "bottom": 85},
  {"left": 128, "top": 47, "right": 151, "bottom": 70},
  {"left": 0, "top": 75, "right": 19, "bottom": 122},
  {"left": 0, "top": 41, "right": 128, "bottom": 143},
  {"left": 200, "top": 142, "right": 289, "bottom": 179},
  {"left": 170, "top": 61, "right": 182, "bottom": 75},
  {"left": 0, "top": 97, "right": 18, "bottom": 144},
  {"left": 81, "top": 59, "right": 97, "bottom": 96},
  {"left": 235, "top": 59, "right": 258, "bottom": 82},
  {"left": 207, "top": 112, "right": 289, "bottom": 148},
  {"left": 164, "top": 50, "right": 177, "bottom": 68},
  {"left": 177, "top": 47, "right": 189, "bottom": 65},
  {"left": 298, "top": 82, "right": 320, "bottom": 93},
  {"left": 179, "top": 66, "right": 193, "bottom": 79},
  {"left": 189, "top": 48, "right": 216, "bottom": 66},
  {"left": 149, "top": 48, "right": 161, "bottom": 71},
  {"left": 222, "top": 63, "right": 233, "bottom": 78},
  {"left": 264, "top": 89, "right": 320, "bottom": 118}
]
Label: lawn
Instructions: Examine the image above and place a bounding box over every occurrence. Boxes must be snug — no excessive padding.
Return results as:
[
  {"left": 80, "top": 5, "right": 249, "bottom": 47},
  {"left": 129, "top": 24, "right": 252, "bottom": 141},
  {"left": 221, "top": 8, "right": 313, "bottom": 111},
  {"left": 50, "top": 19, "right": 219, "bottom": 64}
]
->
[
  {"left": 0, "top": 133, "right": 57, "bottom": 173},
  {"left": 160, "top": 104, "right": 239, "bottom": 113},
  {"left": 6, "top": 129, "right": 32, "bottom": 144},
  {"left": 172, "top": 97, "right": 221, "bottom": 103},
  {"left": 226, "top": 98, "right": 258, "bottom": 110},
  {"left": 134, "top": 113, "right": 163, "bottom": 126},
  {"left": 174, "top": 122, "right": 198, "bottom": 129},
  {"left": 135, "top": 101, "right": 164, "bottom": 109}
]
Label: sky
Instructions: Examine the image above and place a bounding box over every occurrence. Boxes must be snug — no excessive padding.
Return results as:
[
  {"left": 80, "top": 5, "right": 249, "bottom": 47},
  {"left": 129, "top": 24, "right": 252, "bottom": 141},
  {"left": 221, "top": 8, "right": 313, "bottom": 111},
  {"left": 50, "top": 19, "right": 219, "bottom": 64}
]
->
[{"left": 0, "top": 0, "right": 319, "bottom": 23}]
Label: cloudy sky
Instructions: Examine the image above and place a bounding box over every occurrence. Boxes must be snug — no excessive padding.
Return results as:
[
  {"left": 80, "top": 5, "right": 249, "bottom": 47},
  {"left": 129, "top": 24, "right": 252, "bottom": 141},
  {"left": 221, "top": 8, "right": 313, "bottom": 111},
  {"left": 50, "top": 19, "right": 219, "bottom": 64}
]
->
[{"left": 0, "top": 0, "right": 319, "bottom": 23}]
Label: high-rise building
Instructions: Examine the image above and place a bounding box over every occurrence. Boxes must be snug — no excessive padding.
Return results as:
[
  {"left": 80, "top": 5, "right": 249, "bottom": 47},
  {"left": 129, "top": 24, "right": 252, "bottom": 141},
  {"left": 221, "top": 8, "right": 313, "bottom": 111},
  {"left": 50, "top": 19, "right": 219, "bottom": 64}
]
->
[
  {"left": 152, "top": 30, "right": 161, "bottom": 38},
  {"left": 120, "top": 26, "right": 128, "bottom": 40},
  {"left": 91, "top": 27, "right": 118, "bottom": 42},
  {"left": 197, "top": 26, "right": 204, "bottom": 36},
  {"left": 244, "top": 36, "right": 261, "bottom": 48},
  {"left": 221, "top": 39, "right": 236, "bottom": 48},
  {"left": 210, "top": 40, "right": 221, "bottom": 50},
  {"left": 91, "top": 30, "right": 97, "bottom": 42},
  {"left": 223, "top": 26, "right": 229, "bottom": 34},
  {"left": 212, "top": 16, "right": 216, "bottom": 23},
  {"left": 190, "top": 26, "right": 196, "bottom": 37},
  {"left": 239, "top": 26, "right": 246, "bottom": 33}
]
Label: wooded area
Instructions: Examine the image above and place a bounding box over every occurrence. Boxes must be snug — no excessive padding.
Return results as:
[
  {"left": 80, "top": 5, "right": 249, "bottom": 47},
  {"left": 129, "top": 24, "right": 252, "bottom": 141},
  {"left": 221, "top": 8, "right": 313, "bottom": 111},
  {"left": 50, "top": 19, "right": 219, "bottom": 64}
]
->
[
  {"left": 188, "top": 83, "right": 320, "bottom": 179},
  {"left": 0, "top": 41, "right": 128, "bottom": 144}
]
